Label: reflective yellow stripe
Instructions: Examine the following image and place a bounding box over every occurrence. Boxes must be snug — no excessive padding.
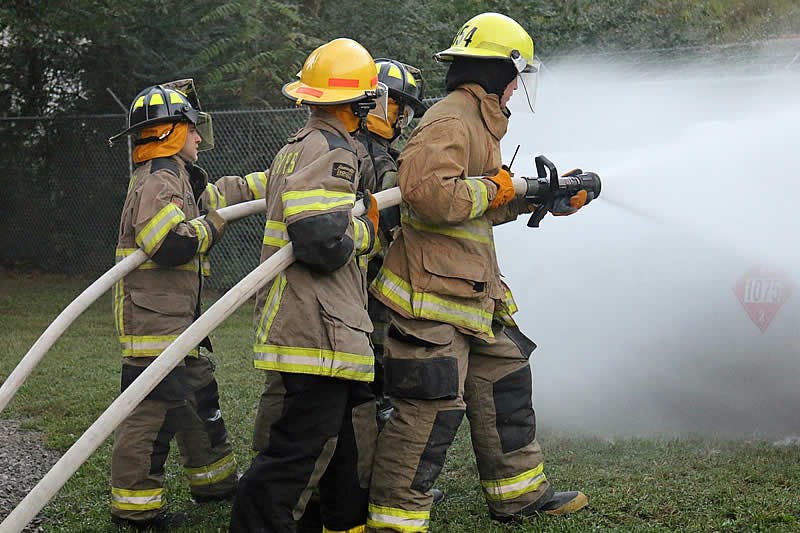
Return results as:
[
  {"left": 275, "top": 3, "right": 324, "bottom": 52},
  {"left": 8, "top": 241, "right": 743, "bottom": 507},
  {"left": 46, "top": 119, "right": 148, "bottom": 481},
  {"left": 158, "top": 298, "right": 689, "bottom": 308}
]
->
[
  {"left": 372, "top": 268, "right": 493, "bottom": 335},
  {"left": 466, "top": 178, "right": 490, "bottom": 218},
  {"left": 401, "top": 206, "right": 493, "bottom": 245},
  {"left": 352, "top": 217, "right": 371, "bottom": 255},
  {"left": 323, "top": 525, "right": 366, "bottom": 533},
  {"left": 494, "top": 287, "right": 518, "bottom": 326},
  {"left": 200, "top": 253, "right": 211, "bottom": 277},
  {"left": 189, "top": 219, "right": 211, "bottom": 254},
  {"left": 119, "top": 335, "right": 176, "bottom": 357},
  {"left": 262, "top": 220, "right": 289, "bottom": 248},
  {"left": 136, "top": 203, "right": 185, "bottom": 255},
  {"left": 246, "top": 171, "right": 269, "bottom": 200},
  {"left": 115, "top": 247, "right": 198, "bottom": 273},
  {"left": 481, "top": 463, "right": 546, "bottom": 501},
  {"left": 204, "top": 184, "right": 226, "bottom": 210},
  {"left": 367, "top": 503, "right": 429, "bottom": 532},
  {"left": 113, "top": 278, "right": 125, "bottom": 335},
  {"left": 111, "top": 487, "right": 164, "bottom": 511},
  {"left": 184, "top": 454, "right": 237, "bottom": 487},
  {"left": 255, "top": 273, "right": 287, "bottom": 344},
  {"left": 253, "top": 344, "right": 374, "bottom": 382},
  {"left": 282, "top": 189, "right": 355, "bottom": 218}
]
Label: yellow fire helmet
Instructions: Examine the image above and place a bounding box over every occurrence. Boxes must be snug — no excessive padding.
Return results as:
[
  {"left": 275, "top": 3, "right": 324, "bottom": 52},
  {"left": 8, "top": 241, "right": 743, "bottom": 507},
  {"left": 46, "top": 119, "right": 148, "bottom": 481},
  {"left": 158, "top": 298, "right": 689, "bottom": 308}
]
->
[
  {"left": 283, "top": 38, "right": 380, "bottom": 106},
  {"left": 435, "top": 12, "right": 535, "bottom": 74}
]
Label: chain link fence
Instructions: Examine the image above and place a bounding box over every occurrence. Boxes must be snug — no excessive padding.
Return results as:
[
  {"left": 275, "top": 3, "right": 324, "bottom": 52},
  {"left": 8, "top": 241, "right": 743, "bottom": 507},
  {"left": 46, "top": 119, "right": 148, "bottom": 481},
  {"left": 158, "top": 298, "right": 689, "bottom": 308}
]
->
[{"left": 3, "top": 38, "right": 800, "bottom": 289}]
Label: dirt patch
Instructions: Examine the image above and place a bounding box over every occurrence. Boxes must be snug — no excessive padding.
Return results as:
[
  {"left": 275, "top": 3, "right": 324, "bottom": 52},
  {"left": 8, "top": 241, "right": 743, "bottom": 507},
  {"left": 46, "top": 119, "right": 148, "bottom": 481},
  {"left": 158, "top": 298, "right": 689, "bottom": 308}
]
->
[{"left": 0, "top": 419, "right": 60, "bottom": 531}]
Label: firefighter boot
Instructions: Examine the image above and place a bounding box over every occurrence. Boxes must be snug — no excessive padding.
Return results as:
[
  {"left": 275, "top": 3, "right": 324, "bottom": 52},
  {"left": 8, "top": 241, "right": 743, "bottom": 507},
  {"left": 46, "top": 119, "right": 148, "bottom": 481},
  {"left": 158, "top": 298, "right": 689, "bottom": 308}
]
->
[
  {"left": 111, "top": 511, "right": 189, "bottom": 531},
  {"left": 490, "top": 487, "right": 588, "bottom": 522}
]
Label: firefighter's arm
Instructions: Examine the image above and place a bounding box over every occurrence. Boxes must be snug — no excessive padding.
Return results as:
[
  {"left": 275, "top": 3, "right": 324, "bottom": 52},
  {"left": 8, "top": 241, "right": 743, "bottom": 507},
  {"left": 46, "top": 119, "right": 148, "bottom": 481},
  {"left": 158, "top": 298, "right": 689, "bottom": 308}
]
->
[
  {"left": 283, "top": 146, "right": 366, "bottom": 272},
  {"left": 199, "top": 170, "right": 269, "bottom": 210},
  {"left": 399, "top": 117, "right": 498, "bottom": 225},
  {"left": 134, "top": 174, "right": 220, "bottom": 267}
]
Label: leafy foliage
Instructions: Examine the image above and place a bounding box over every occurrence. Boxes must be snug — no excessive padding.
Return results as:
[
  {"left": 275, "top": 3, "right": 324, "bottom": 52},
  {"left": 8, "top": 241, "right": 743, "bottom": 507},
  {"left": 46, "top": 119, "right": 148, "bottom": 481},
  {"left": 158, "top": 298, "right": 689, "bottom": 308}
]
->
[{"left": 1, "top": 0, "right": 800, "bottom": 114}]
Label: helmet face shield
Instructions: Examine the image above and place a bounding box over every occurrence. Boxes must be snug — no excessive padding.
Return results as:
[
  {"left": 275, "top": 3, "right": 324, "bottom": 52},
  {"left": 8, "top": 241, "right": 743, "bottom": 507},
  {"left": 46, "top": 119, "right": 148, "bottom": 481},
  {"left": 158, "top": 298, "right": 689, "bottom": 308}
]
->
[
  {"left": 512, "top": 63, "right": 540, "bottom": 114},
  {"left": 396, "top": 103, "right": 415, "bottom": 129},
  {"left": 367, "top": 81, "right": 389, "bottom": 122},
  {"left": 196, "top": 112, "right": 214, "bottom": 151}
]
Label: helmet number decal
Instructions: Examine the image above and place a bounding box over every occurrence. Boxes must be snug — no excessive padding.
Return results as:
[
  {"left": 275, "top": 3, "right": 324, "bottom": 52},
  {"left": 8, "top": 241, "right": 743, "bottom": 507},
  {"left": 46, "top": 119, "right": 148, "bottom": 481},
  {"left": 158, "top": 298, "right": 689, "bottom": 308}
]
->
[{"left": 453, "top": 25, "right": 478, "bottom": 48}]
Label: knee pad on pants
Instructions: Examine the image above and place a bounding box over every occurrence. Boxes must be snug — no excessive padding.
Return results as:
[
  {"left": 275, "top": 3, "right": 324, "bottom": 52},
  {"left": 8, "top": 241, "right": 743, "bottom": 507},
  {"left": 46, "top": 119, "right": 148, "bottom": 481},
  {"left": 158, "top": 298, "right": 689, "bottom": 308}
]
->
[
  {"left": 410, "top": 409, "right": 464, "bottom": 492},
  {"left": 384, "top": 322, "right": 459, "bottom": 400},
  {"left": 493, "top": 366, "right": 536, "bottom": 453},
  {"left": 194, "top": 379, "right": 228, "bottom": 448}
]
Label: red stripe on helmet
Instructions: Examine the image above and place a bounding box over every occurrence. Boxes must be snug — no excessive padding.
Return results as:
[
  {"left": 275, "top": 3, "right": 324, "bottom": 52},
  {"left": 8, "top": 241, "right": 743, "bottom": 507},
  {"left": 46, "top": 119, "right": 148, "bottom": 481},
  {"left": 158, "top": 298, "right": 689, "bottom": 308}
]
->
[
  {"left": 328, "top": 78, "right": 360, "bottom": 88},
  {"left": 371, "top": 76, "right": 378, "bottom": 86},
  {"left": 296, "top": 86, "right": 324, "bottom": 97}
]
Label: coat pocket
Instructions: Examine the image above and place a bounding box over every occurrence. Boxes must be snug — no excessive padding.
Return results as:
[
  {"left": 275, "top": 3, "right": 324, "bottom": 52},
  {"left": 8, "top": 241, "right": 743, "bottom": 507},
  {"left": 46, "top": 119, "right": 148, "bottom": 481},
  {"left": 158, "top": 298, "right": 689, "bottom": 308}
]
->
[
  {"left": 421, "top": 248, "right": 489, "bottom": 299},
  {"left": 129, "top": 289, "right": 194, "bottom": 333},
  {"left": 317, "top": 293, "right": 373, "bottom": 357}
]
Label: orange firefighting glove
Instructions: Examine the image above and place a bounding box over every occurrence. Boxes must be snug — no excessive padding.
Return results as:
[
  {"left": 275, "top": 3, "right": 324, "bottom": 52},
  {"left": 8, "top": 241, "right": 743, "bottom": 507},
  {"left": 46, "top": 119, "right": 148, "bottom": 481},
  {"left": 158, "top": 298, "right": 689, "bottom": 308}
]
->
[
  {"left": 487, "top": 165, "right": 516, "bottom": 209},
  {"left": 359, "top": 190, "right": 380, "bottom": 239},
  {"left": 551, "top": 168, "right": 593, "bottom": 216},
  {"left": 551, "top": 189, "right": 594, "bottom": 216},
  {"left": 204, "top": 208, "right": 227, "bottom": 246}
]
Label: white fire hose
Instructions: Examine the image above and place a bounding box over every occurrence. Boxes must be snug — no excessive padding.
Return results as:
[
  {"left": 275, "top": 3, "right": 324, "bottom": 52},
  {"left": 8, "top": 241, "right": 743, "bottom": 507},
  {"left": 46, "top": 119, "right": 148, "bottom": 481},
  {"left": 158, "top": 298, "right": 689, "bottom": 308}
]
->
[
  {"left": 2, "top": 178, "right": 528, "bottom": 531},
  {"left": 0, "top": 200, "right": 265, "bottom": 414}
]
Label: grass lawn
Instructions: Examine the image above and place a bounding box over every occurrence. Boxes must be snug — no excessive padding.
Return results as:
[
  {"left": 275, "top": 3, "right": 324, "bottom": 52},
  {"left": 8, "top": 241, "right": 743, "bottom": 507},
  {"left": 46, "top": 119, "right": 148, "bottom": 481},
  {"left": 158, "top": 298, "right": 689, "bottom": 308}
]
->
[{"left": 1, "top": 270, "right": 799, "bottom": 532}]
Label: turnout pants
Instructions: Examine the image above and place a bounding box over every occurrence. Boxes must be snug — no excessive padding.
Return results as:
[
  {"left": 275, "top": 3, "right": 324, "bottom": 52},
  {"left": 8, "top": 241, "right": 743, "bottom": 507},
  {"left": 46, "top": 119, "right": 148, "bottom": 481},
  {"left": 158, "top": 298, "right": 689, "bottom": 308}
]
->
[
  {"left": 367, "top": 314, "right": 548, "bottom": 532},
  {"left": 230, "top": 371, "right": 377, "bottom": 533},
  {"left": 111, "top": 355, "right": 238, "bottom": 521}
]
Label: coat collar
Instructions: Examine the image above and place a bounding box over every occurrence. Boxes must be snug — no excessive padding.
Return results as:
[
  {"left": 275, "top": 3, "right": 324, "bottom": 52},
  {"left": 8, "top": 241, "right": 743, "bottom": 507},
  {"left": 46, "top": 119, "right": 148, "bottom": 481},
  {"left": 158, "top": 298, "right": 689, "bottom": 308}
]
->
[{"left": 458, "top": 83, "right": 509, "bottom": 141}]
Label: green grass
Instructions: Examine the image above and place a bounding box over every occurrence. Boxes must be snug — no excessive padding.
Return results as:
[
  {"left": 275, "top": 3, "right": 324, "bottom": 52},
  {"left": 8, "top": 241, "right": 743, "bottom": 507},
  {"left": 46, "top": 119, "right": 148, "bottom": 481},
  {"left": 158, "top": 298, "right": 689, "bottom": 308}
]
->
[{"left": 1, "top": 271, "right": 799, "bottom": 532}]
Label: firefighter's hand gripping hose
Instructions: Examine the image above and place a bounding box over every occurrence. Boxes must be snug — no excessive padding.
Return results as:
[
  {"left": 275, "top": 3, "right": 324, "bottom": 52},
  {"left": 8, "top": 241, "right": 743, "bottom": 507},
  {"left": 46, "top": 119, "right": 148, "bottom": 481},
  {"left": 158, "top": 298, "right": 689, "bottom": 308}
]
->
[
  {"left": 522, "top": 156, "right": 601, "bottom": 227},
  {"left": 487, "top": 165, "right": 516, "bottom": 209}
]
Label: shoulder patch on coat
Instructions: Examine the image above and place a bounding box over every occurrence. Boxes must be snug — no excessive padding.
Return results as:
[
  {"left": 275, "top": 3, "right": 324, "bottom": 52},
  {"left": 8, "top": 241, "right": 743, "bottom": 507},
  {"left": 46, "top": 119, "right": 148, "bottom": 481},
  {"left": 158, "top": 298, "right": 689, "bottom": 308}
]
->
[
  {"left": 150, "top": 157, "right": 179, "bottom": 176},
  {"left": 332, "top": 162, "right": 356, "bottom": 182},
  {"left": 320, "top": 130, "right": 355, "bottom": 154}
]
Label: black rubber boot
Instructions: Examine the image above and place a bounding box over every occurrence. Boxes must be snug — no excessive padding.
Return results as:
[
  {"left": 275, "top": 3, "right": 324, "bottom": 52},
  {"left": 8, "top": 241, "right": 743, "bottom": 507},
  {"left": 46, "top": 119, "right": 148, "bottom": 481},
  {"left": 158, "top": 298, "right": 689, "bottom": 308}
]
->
[{"left": 112, "top": 511, "right": 189, "bottom": 531}]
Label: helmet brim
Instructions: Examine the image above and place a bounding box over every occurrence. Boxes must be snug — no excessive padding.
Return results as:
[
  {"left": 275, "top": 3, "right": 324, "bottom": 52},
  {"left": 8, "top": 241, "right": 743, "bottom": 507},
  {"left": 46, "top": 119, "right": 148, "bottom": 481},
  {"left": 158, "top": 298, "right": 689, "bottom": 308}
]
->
[
  {"left": 435, "top": 48, "right": 536, "bottom": 73},
  {"left": 282, "top": 81, "right": 374, "bottom": 106},
  {"left": 108, "top": 115, "right": 189, "bottom": 145}
]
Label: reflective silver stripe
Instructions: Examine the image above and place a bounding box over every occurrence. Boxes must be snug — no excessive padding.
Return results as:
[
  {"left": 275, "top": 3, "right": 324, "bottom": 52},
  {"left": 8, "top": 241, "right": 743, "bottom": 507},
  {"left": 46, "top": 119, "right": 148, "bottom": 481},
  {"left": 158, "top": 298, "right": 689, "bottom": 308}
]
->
[
  {"left": 481, "top": 464, "right": 546, "bottom": 501},
  {"left": 136, "top": 203, "right": 185, "bottom": 255},
  {"left": 111, "top": 487, "right": 164, "bottom": 511},
  {"left": 262, "top": 220, "right": 289, "bottom": 248},
  {"left": 253, "top": 344, "right": 374, "bottom": 382},
  {"left": 401, "top": 206, "right": 493, "bottom": 244},
  {"left": 246, "top": 171, "right": 268, "bottom": 200},
  {"left": 372, "top": 268, "right": 493, "bottom": 335},
  {"left": 184, "top": 454, "right": 237, "bottom": 486},
  {"left": 466, "top": 178, "right": 490, "bottom": 218},
  {"left": 282, "top": 189, "right": 355, "bottom": 218},
  {"left": 367, "top": 503, "right": 429, "bottom": 532}
]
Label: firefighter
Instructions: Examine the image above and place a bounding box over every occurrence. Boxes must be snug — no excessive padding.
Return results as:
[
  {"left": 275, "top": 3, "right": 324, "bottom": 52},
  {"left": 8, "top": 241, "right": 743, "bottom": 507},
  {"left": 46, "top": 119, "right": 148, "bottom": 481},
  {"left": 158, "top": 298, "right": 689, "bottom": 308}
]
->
[
  {"left": 367, "top": 13, "right": 591, "bottom": 531},
  {"left": 107, "top": 80, "right": 267, "bottom": 530},
  {"left": 229, "top": 38, "right": 381, "bottom": 533},
  {"left": 354, "top": 58, "right": 427, "bottom": 427}
]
